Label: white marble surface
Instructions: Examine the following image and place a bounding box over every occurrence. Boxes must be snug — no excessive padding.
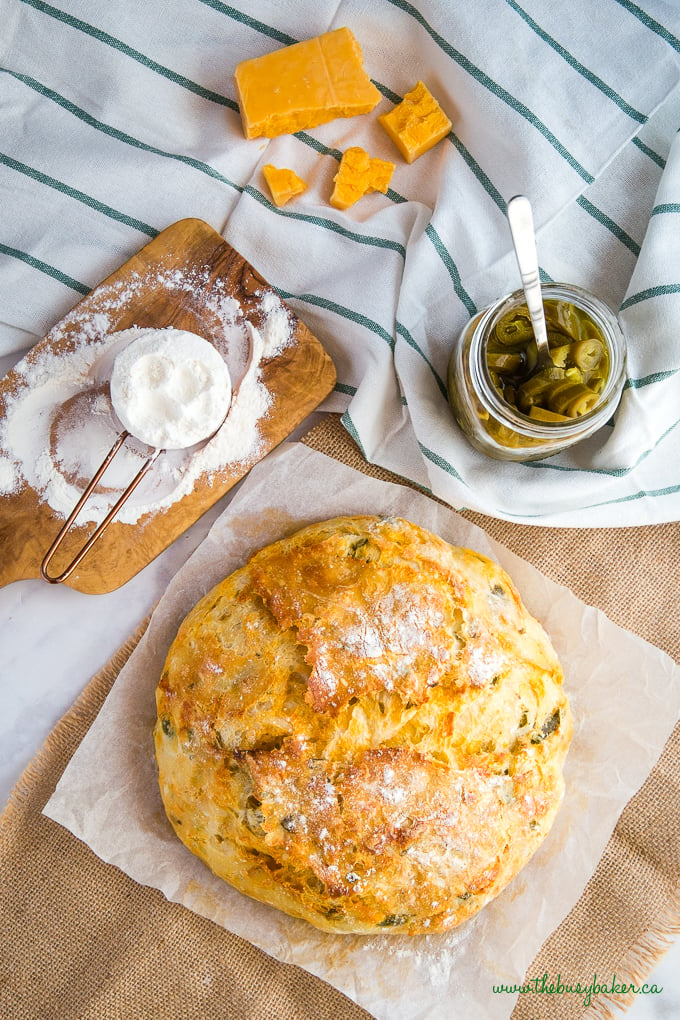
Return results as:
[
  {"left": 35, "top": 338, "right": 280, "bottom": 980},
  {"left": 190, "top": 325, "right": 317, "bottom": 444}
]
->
[
  {"left": 0, "top": 496, "right": 225, "bottom": 807},
  {"left": 0, "top": 345, "right": 676, "bottom": 1016}
]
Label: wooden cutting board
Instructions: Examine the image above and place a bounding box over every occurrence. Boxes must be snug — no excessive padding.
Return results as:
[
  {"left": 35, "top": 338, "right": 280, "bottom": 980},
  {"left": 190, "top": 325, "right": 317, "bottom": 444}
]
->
[{"left": 0, "top": 218, "right": 336, "bottom": 594}]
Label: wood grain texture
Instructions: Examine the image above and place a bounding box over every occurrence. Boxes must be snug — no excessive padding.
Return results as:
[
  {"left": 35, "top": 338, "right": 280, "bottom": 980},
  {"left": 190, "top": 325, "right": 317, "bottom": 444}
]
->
[{"left": 0, "top": 219, "right": 336, "bottom": 594}]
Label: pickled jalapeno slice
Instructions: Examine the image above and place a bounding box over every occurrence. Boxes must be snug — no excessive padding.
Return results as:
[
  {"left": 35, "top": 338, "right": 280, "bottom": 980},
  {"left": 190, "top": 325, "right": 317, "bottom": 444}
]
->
[
  {"left": 486, "top": 298, "right": 609, "bottom": 420},
  {"left": 486, "top": 352, "right": 525, "bottom": 373},
  {"left": 571, "top": 338, "right": 604, "bottom": 372},
  {"left": 494, "top": 313, "right": 534, "bottom": 346}
]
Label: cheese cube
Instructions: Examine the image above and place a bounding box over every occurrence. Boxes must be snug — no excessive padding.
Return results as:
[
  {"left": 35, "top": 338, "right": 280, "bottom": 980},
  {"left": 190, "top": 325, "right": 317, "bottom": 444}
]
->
[
  {"left": 330, "top": 146, "right": 395, "bottom": 210},
  {"left": 378, "top": 80, "right": 452, "bottom": 163},
  {"left": 234, "top": 27, "right": 381, "bottom": 139},
  {"left": 262, "top": 165, "right": 307, "bottom": 207}
]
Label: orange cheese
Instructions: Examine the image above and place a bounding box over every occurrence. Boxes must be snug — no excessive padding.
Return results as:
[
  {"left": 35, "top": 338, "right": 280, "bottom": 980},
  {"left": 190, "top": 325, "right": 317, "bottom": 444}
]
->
[
  {"left": 330, "top": 147, "right": 395, "bottom": 210},
  {"left": 262, "top": 164, "right": 307, "bottom": 206},
  {"left": 378, "top": 80, "right": 452, "bottom": 163},
  {"left": 234, "top": 27, "right": 381, "bottom": 139}
]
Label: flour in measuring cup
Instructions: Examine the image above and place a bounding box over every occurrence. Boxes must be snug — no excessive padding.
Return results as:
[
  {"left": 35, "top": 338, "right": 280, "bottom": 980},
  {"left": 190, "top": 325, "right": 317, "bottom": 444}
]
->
[
  {"left": 0, "top": 266, "right": 295, "bottom": 523},
  {"left": 109, "top": 327, "right": 233, "bottom": 450}
]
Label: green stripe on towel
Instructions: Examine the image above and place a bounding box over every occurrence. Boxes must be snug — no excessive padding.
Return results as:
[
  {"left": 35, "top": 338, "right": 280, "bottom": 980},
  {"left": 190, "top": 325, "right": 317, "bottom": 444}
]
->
[
  {"left": 0, "top": 242, "right": 89, "bottom": 294},
  {"left": 17, "top": 0, "right": 238, "bottom": 108},
  {"left": 195, "top": 0, "right": 297, "bottom": 46},
  {"left": 613, "top": 0, "right": 680, "bottom": 52},
  {"left": 2, "top": 71, "right": 244, "bottom": 192},
  {"left": 418, "top": 441, "right": 464, "bottom": 482},
  {"left": 277, "top": 289, "right": 396, "bottom": 350},
  {"left": 620, "top": 283, "right": 680, "bottom": 309},
  {"left": 395, "top": 322, "right": 448, "bottom": 399},
  {"left": 576, "top": 196, "right": 641, "bottom": 256},
  {"left": 382, "top": 0, "right": 595, "bottom": 183},
  {"left": 340, "top": 411, "right": 369, "bottom": 459},
  {"left": 632, "top": 136, "right": 666, "bottom": 168},
  {"left": 243, "top": 185, "right": 407, "bottom": 257},
  {"left": 504, "top": 0, "right": 646, "bottom": 122},
  {"left": 0, "top": 153, "right": 158, "bottom": 237},
  {"left": 651, "top": 202, "right": 680, "bottom": 216}
]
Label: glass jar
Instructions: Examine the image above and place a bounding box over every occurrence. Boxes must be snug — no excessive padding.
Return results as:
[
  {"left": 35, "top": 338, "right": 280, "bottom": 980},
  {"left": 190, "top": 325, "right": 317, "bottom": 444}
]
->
[{"left": 446, "top": 283, "right": 627, "bottom": 462}]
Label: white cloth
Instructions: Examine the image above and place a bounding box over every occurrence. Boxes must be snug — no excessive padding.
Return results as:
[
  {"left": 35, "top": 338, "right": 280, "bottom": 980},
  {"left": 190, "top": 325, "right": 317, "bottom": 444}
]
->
[{"left": 1, "top": 0, "right": 679, "bottom": 525}]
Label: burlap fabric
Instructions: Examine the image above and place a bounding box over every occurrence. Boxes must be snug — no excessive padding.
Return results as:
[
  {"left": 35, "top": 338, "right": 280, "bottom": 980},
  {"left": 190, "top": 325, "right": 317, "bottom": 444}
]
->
[{"left": 1, "top": 415, "right": 678, "bottom": 1020}]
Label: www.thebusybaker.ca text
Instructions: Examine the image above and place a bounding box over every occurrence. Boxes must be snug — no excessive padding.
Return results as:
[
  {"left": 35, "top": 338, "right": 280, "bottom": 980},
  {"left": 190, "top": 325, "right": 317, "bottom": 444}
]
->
[{"left": 492, "top": 972, "right": 663, "bottom": 1008}]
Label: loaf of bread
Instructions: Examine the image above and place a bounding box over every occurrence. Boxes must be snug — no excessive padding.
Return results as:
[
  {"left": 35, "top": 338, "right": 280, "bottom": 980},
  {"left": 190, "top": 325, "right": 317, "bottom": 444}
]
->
[{"left": 154, "top": 516, "right": 572, "bottom": 934}]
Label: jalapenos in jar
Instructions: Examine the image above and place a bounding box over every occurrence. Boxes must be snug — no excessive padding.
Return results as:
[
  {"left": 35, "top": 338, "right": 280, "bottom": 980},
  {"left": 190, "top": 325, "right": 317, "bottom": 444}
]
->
[
  {"left": 447, "top": 283, "right": 627, "bottom": 462},
  {"left": 485, "top": 298, "right": 609, "bottom": 419}
]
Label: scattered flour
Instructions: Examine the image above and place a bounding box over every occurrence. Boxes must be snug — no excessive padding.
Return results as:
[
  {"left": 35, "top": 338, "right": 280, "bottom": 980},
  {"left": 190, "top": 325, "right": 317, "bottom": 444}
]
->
[
  {"left": 0, "top": 453, "right": 17, "bottom": 494},
  {"left": 0, "top": 267, "right": 295, "bottom": 523}
]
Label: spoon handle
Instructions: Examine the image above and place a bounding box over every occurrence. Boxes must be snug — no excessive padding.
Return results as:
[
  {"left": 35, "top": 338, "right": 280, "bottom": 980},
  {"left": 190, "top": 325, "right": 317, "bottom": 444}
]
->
[{"left": 506, "top": 195, "right": 552, "bottom": 365}]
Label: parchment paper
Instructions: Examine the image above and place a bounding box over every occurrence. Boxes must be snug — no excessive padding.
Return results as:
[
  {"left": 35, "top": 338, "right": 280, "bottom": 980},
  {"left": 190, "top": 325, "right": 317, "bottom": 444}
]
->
[{"left": 44, "top": 443, "right": 680, "bottom": 1020}]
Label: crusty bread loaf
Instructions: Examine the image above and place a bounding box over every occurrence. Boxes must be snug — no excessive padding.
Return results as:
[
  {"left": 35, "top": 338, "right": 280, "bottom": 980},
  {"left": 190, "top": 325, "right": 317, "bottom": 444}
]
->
[{"left": 154, "top": 516, "right": 572, "bottom": 934}]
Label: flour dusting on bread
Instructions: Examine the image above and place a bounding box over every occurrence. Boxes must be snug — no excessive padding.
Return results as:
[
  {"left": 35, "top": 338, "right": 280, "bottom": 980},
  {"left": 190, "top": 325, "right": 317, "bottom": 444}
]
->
[{"left": 154, "top": 516, "right": 572, "bottom": 935}]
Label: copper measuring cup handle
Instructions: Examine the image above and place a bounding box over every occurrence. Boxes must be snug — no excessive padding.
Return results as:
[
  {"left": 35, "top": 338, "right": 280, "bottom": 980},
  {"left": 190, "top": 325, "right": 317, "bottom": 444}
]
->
[{"left": 40, "top": 431, "right": 163, "bottom": 584}]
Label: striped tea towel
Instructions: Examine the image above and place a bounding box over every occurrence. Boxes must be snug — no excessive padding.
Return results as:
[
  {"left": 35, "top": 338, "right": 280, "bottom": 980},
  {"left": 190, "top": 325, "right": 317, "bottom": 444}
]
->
[{"left": 1, "top": 0, "right": 679, "bottom": 526}]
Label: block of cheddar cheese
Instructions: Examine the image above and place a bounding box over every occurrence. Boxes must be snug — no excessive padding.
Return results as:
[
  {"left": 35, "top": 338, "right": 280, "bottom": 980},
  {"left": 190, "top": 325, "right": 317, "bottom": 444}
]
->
[
  {"left": 234, "top": 27, "right": 381, "bottom": 139},
  {"left": 262, "top": 164, "right": 307, "bottom": 206},
  {"left": 378, "top": 80, "right": 452, "bottom": 163},
  {"left": 330, "top": 146, "right": 395, "bottom": 210}
]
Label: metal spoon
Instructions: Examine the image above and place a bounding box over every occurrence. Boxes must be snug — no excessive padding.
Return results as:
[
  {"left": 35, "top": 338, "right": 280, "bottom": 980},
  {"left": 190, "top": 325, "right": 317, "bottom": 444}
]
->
[{"left": 506, "top": 195, "right": 553, "bottom": 371}]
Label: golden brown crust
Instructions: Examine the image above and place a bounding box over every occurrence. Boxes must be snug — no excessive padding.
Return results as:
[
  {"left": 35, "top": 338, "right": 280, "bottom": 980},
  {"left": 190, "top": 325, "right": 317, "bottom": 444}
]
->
[{"left": 154, "top": 516, "right": 572, "bottom": 934}]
